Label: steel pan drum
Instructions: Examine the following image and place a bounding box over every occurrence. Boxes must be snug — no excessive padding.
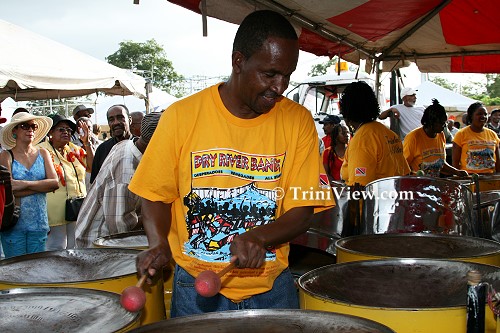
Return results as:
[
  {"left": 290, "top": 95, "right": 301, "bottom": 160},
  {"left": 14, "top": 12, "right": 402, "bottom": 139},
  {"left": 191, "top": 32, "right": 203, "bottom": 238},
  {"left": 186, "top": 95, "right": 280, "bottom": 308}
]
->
[
  {"left": 299, "top": 259, "right": 500, "bottom": 333},
  {"left": 292, "top": 181, "right": 347, "bottom": 254},
  {"left": 0, "top": 249, "right": 165, "bottom": 325},
  {"left": 0, "top": 287, "right": 139, "bottom": 332},
  {"left": 93, "top": 231, "right": 174, "bottom": 319},
  {"left": 93, "top": 230, "right": 149, "bottom": 249},
  {"left": 473, "top": 190, "right": 500, "bottom": 241},
  {"left": 336, "top": 234, "right": 500, "bottom": 266},
  {"left": 363, "top": 176, "right": 473, "bottom": 236},
  {"left": 127, "top": 309, "right": 395, "bottom": 333}
]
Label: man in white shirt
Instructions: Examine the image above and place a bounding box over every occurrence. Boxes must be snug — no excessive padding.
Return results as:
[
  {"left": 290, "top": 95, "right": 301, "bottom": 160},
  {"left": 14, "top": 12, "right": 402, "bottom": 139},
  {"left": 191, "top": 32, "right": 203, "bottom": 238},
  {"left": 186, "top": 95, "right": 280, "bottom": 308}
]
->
[{"left": 379, "top": 87, "right": 424, "bottom": 140}]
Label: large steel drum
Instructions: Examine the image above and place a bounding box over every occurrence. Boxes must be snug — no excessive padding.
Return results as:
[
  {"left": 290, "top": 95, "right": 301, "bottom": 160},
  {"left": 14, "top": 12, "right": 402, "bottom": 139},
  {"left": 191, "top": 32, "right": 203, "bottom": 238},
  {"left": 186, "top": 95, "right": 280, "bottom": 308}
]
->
[
  {"left": 0, "top": 287, "right": 139, "bottom": 332},
  {"left": 299, "top": 259, "right": 500, "bottom": 333},
  {"left": 0, "top": 248, "right": 165, "bottom": 326},
  {"left": 336, "top": 233, "right": 500, "bottom": 266},
  {"left": 127, "top": 309, "right": 395, "bottom": 333},
  {"left": 93, "top": 231, "right": 174, "bottom": 319},
  {"left": 93, "top": 230, "right": 149, "bottom": 249},
  {"left": 363, "top": 176, "right": 473, "bottom": 236},
  {"left": 291, "top": 181, "right": 348, "bottom": 255},
  {"left": 473, "top": 190, "right": 500, "bottom": 241},
  {"left": 475, "top": 174, "right": 500, "bottom": 192}
]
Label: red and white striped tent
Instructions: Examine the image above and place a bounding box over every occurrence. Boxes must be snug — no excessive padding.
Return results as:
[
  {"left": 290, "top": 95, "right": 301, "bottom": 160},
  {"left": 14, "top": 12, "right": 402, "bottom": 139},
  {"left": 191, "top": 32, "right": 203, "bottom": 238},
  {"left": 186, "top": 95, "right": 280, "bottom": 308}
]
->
[{"left": 166, "top": 0, "right": 500, "bottom": 74}]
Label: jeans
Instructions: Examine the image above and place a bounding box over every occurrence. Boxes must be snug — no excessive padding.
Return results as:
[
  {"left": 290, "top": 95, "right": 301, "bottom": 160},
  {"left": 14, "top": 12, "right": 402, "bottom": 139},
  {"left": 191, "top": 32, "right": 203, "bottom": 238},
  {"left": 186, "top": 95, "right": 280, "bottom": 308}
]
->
[
  {"left": 1, "top": 230, "right": 47, "bottom": 258},
  {"left": 170, "top": 264, "right": 299, "bottom": 318}
]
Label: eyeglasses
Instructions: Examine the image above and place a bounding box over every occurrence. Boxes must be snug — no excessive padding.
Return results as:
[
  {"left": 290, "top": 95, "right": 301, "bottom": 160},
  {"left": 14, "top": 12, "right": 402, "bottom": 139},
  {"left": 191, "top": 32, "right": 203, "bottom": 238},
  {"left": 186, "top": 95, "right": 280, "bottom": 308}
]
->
[
  {"left": 18, "top": 123, "right": 39, "bottom": 131},
  {"left": 55, "top": 127, "right": 73, "bottom": 134}
]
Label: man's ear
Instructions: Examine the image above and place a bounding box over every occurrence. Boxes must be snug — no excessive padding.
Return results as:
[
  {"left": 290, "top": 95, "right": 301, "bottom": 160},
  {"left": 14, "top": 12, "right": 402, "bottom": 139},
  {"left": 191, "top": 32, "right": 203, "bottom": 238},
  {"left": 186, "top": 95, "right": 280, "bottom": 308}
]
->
[{"left": 232, "top": 51, "right": 245, "bottom": 73}]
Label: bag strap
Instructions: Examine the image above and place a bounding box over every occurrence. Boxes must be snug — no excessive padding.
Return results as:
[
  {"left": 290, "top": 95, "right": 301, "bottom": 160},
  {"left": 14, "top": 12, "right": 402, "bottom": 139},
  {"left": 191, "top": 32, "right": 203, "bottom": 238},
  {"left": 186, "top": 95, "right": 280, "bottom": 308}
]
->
[{"left": 49, "top": 143, "right": 82, "bottom": 198}]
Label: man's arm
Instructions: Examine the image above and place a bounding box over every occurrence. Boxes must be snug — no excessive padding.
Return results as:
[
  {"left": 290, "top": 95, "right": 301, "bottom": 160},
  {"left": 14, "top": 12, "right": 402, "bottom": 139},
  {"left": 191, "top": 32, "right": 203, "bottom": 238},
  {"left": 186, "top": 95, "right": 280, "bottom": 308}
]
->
[
  {"left": 229, "top": 206, "right": 313, "bottom": 268},
  {"left": 136, "top": 199, "right": 172, "bottom": 283},
  {"left": 379, "top": 107, "right": 399, "bottom": 120}
]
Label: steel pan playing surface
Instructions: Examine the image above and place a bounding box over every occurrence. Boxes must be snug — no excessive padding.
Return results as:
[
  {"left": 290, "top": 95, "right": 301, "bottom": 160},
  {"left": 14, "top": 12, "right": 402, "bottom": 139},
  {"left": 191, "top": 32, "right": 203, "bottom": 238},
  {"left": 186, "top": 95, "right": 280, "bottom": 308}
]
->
[
  {"left": 0, "top": 287, "right": 139, "bottom": 333},
  {"left": 0, "top": 248, "right": 165, "bottom": 325},
  {"left": 93, "top": 231, "right": 149, "bottom": 249},
  {"left": 336, "top": 233, "right": 500, "bottom": 266},
  {"left": 128, "top": 309, "right": 395, "bottom": 333}
]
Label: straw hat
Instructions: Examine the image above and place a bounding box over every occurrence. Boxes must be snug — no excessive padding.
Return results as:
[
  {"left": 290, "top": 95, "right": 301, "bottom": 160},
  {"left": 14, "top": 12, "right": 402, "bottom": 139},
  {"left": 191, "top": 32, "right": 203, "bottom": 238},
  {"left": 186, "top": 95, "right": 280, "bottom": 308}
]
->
[{"left": 0, "top": 113, "right": 53, "bottom": 150}]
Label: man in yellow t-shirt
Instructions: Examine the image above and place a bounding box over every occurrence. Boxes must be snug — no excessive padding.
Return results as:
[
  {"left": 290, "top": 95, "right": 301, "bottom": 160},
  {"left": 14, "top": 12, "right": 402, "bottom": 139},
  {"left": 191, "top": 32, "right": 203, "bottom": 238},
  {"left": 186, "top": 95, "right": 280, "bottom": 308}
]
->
[{"left": 129, "top": 10, "right": 334, "bottom": 317}]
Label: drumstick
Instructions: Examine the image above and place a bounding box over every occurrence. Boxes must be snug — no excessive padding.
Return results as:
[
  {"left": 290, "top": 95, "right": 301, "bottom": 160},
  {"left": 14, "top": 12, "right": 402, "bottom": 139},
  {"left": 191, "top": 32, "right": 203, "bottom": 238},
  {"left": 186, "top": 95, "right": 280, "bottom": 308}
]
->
[
  {"left": 195, "top": 261, "right": 237, "bottom": 297},
  {"left": 120, "top": 274, "right": 148, "bottom": 312}
]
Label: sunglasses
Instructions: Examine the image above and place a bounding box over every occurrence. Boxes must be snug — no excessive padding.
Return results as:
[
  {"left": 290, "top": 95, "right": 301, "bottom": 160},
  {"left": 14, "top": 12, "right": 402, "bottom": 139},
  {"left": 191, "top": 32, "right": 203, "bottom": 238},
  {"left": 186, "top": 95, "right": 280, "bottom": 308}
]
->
[
  {"left": 55, "top": 127, "right": 73, "bottom": 134},
  {"left": 18, "top": 123, "right": 39, "bottom": 131}
]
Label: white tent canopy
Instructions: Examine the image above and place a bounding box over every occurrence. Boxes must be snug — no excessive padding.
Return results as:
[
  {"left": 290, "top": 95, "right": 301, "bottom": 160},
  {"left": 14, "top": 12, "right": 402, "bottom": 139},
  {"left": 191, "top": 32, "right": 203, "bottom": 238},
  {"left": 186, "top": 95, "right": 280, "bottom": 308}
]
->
[
  {"left": 93, "top": 87, "right": 178, "bottom": 125},
  {"left": 415, "top": 80, "right": 477, "bottom": 112},
  {"left": 0, "top": 19, "right": 146, "bottom": 102}
]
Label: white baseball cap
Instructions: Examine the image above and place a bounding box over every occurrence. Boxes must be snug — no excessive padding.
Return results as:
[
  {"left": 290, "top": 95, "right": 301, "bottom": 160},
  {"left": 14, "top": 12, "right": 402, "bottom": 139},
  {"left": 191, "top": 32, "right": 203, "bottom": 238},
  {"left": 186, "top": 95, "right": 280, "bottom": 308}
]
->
[{"left": 401, "top": 87, "right": 417, "bottom": 98}]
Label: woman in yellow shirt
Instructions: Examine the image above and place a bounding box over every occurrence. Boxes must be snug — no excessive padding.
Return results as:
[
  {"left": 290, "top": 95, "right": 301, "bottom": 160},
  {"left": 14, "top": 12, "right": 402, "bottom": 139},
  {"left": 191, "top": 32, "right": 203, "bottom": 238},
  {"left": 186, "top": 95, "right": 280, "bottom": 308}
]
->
[
  {"left": 339, "top": 81, "right": 410, "bottom": 186},
  {"left": 404, "top": 99, "right": 467, "bottom": 177},
  {"left": 452, "top": 102, "right": 500, "bottom": 174}
]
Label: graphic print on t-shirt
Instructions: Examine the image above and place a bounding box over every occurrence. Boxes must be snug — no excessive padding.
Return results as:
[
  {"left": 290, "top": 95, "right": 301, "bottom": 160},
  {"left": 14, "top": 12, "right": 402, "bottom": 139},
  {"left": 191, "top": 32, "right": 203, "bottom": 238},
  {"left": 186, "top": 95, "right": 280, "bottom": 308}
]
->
[
  {"left": 466, "top": 145, "right": 495, "bottom": 171},
  {"left": 183, "top": 148, "right": 286, "bottom": 263}
]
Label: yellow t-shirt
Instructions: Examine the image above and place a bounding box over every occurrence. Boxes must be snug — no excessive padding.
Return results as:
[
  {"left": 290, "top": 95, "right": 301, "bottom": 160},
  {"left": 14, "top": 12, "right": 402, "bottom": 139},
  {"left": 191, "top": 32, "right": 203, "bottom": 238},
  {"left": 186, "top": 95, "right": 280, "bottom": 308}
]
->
[
  {"left": 341, "top": 121, "right": 410, "bottom": 186},
  {"left": 403, "top": 127, "right": 446, "bottom": 177},
  {"left": 453, "top": 126, "right": 499, "bottom": 174},
  {"left": 129, "top": 83, "right": 334, "bottom": 302}
]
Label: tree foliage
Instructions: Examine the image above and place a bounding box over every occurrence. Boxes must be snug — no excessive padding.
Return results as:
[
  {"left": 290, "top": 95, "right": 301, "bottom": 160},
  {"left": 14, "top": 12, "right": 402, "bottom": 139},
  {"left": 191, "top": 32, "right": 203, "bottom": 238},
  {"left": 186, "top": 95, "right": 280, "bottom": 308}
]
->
[
  {"left": 308, "top": 57, "right": 338, "bottom": 77},
  {"left": 486, "top": 74, "right": 500, "bottom": 99},
  {"left": 429, "top": 76, "right": 457, "bottom": 92},
  {"left": 106, "top": 39, "right": 183, "bottom": 95}
]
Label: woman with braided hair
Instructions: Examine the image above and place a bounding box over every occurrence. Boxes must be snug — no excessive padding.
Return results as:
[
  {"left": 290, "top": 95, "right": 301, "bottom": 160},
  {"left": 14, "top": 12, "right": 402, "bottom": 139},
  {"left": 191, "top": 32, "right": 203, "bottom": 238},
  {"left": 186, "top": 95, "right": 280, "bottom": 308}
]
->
[{"left": 404, "top": 99, "right": 468, "bottom": 177}]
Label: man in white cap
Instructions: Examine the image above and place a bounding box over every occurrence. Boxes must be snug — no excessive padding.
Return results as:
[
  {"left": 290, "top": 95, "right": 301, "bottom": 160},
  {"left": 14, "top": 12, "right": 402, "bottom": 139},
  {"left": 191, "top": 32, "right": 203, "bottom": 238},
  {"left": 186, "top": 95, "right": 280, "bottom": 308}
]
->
[{"left": 379, "top": 87, "right": 424, "bottom": 140}]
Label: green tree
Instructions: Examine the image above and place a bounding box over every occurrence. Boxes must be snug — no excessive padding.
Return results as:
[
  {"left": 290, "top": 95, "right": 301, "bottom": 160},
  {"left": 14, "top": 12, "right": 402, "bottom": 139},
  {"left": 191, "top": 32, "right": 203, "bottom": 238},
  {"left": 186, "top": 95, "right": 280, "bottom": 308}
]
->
[
  {"left": 429, "top": 76, "right": 457, "bottom": 92},
  {"left": 461, "top": 80, "right": 486, "bottom": 99},
  {"left": 106, "top": 39, "right": 183, "bottom": 95},
  {"left": 486, "top": 74, "right": 500, "bottom": 98},
  {"left": 308, "top": 57, "right": 338, "bottom": 77}
]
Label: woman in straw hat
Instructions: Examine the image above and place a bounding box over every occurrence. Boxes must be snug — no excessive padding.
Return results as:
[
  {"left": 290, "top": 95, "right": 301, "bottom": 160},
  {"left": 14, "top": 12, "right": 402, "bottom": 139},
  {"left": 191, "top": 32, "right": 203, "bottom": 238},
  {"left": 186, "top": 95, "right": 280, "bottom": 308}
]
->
[
  {"left": 0, "top": 113, "right": 59, "bottom": 258},
  {"left": 38, "top": 114, "right": 88, "bottom": 250}
]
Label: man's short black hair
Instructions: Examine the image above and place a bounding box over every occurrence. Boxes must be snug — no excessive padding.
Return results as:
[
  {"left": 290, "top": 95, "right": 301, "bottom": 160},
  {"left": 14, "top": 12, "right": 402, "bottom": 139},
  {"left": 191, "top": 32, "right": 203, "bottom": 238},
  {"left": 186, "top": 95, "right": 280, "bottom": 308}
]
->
[
  {"left": 233, "top": 10, "right": 297, "bottom": 59},
  {"left": 107, "top": 104, "right": 130, "bottom": 117}
]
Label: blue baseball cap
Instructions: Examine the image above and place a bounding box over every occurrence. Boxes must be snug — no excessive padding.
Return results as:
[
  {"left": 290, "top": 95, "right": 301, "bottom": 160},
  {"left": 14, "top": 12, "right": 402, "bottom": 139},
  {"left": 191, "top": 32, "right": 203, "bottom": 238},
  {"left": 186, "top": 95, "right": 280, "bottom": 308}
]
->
[{"left": 319, "top": 115, "right": 341, "bottom": 124}]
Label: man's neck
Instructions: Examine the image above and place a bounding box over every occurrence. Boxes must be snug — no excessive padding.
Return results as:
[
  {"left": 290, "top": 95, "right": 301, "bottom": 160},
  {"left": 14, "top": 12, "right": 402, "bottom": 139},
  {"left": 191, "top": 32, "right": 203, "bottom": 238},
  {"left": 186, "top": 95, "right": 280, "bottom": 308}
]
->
[{"left": 114, "top": 132, "right": 131, "bottom": 142}]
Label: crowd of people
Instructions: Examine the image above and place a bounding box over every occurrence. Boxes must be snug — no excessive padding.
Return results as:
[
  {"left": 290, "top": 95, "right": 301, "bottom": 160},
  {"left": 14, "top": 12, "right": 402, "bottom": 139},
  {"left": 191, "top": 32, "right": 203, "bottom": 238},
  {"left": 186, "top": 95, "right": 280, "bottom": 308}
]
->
[
  {"left": 0, "top": 8, "right": 498, "bottom": 320},
  {"left": 0, "top": 104, "right": 161, "bottom": 259}
]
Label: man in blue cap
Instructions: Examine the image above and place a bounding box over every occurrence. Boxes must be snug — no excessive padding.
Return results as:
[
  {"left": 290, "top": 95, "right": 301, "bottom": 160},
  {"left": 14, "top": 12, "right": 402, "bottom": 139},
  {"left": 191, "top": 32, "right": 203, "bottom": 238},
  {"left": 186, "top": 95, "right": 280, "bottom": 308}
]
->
[{"left": 319, "top": 114, "right": 341, "bottom": 148}]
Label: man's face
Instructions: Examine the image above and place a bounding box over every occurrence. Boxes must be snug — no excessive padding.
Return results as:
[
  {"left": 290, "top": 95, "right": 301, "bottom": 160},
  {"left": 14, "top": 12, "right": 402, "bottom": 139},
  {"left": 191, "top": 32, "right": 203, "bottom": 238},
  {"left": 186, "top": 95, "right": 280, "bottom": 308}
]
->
[
  {"left": 403, "top": 94, "right": 417, "bottom": 107},
  {"left": 447, "top": 120, "right": 454, "bottom": 130},
  {"left": 323, "top": 122, "right": 335, "bottom": 136},
  {"left": 491, "top": 112, "right": 500, "bottom": 124},
  {"left": 75, "top": 110, "right": 91, "bottom": 121},
  {"left": 234, "top": 37, "right": 299, "bottom": 117},
  {"left": 107, "top": 106, "right": 131, "bottom": 139}
]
